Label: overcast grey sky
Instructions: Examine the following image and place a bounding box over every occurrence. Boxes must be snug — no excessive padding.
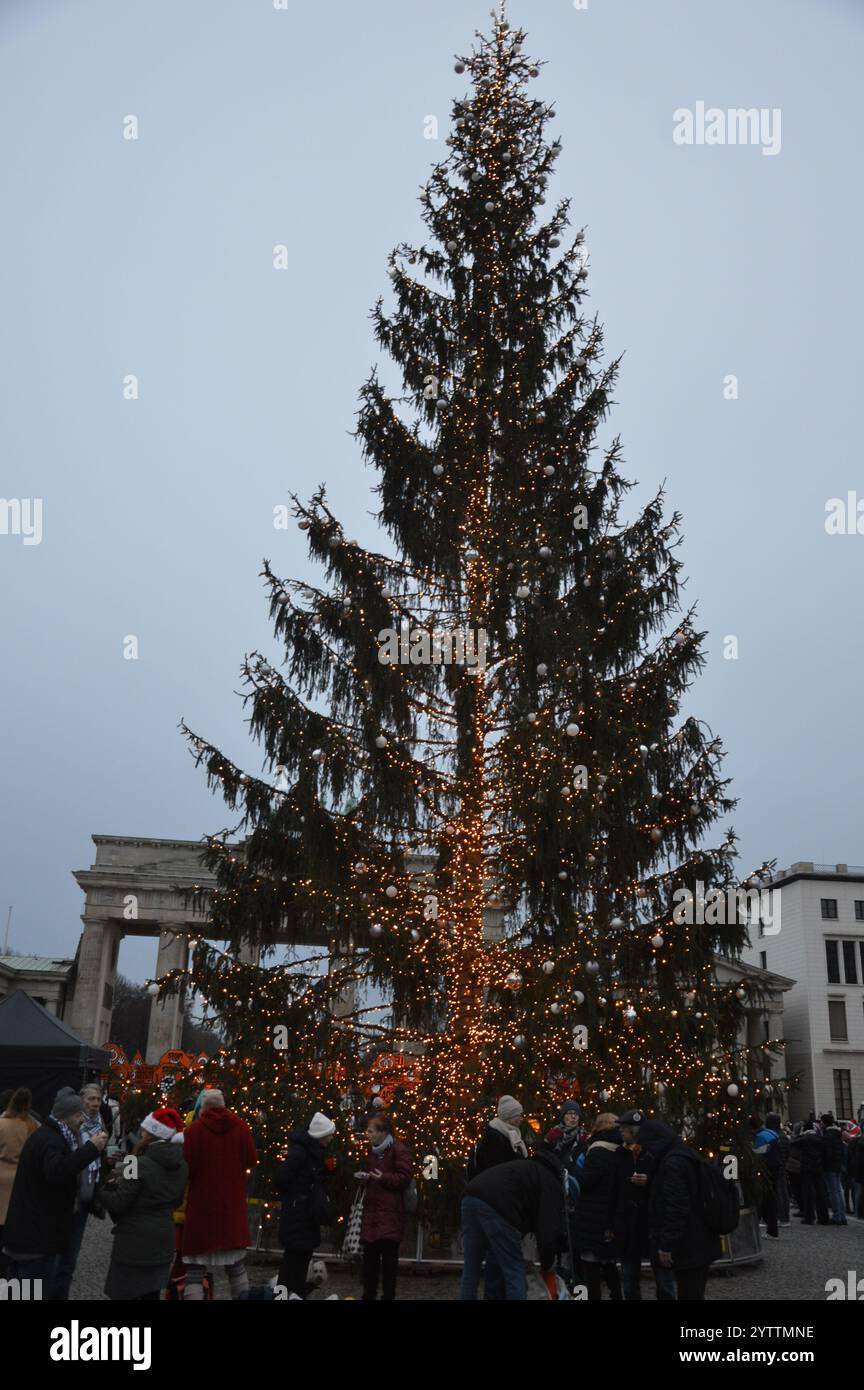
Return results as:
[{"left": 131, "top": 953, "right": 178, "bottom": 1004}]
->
[{"left": 1, "top": 0, "right": 862, "bottom": 983}]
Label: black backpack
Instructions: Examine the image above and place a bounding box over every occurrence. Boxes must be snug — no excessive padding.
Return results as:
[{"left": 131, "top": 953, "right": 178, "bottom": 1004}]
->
[{"left": 696, "top": 1157, "right": 740, "bottom": 1235}]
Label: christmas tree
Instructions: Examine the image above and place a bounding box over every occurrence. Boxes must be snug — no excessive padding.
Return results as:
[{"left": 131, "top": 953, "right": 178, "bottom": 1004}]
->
[{"left": 172, "top": 9, "right": 778, "bottom": 1210}]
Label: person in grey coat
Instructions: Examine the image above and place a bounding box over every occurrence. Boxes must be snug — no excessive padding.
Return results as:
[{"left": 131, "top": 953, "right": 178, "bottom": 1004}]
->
[{"left": 97, "top": 1107, "right": 188, "bottom": 1301}]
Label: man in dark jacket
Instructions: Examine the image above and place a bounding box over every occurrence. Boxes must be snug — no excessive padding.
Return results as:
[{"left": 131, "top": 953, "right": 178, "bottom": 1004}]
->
[
  {"left": 571, "top": 1122, "right": 625, "bottom": 1300},
  {"left": 2, "top": 1087, "right": 107, "bottom": 1296},
  {"left": 790, "top": 1121, "right": 830, "bottom": 1224},
  {"left": 819, "top": 1114, "right": 847, "bottom": 1225},
  {"left": 615, "top": 1140, "right": 676, "bottom": 1300},
  {"left": 618, "top": 1112, "right": 719, "bottom": 1301},
  {"left": 459, "top": 1144, "right": 566, "bottom": 1300},
  {"left": 275, "top": 1111, "right": 336, "bottom": 1299},
  {"left": 466, "top": 1095, "right": 528, "bottom": 1178}
]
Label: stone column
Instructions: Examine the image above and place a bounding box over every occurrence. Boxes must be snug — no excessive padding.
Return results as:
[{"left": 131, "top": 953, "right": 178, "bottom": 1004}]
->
[
  {"left": 145, "top": 930, "right": 189, "bottom": 1063},
  {"left": 330, "top": 952, "right": 358, "bottom": 1020},
  {"left": 67, "top": 919, "right": 120, "bottom": 1045}
]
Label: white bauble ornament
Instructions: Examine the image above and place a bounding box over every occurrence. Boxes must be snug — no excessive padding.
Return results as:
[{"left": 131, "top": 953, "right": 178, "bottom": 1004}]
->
[
  {"left": 514, "top": 1034, "right": 526, "bottom": 1048},
  {"left": 433, "top": 463, "right": 444, "bottom": 476},
  {"left": 735, "top": 988, "right": 746, "bottom": 1000},
  {"left": 649, "top": 828, "right": 662, "bottom": 843},
  {"left": 484, "top": 201, "right": 495, "bottom": 213},
  {"left": 446, "top": 240, "right": 458, "bottom": 252},
  {"left": 565, "top": 723, "right": 579, "bottom": 737},
  {"left": 410, "top": 929, "right": 420, "bottom": 942},
  {"left": 610, "top": 916, "right": 624, "bottom": 930},
  {"left": 370, "top": 925, "right": 384, "bottom": 938},
  {"left": 558, "top": 870, "right": 568, "bottom": 881},
  {"left": 597, "top": 996, "right": 607, "bottom": 1006},
  {"left": 505, "top": 971, "right": 523, "bottom": 989},
  {"left": 536, "top": 662, "right": 548, "bottom": 677},
  {"left": 454, "top": 61, "right": 465, "bottom": 73},
  {"left": 726, "top": 1083, "right": 739, "bottom": 1097},
  {"left": 147, "top": 982, "right": 159, "bottom": 997},
  {"left": 600, "top": 1089, "right": 610, "bottom": 1102},
  {"left": 527, "top": 712, "right": 538, "bottom": 723},
  {"left": 385, "top": 885, "right": 397, "bottom": 899},
  {"left": 353, "top": 862, "right": 366, "bottom": 873},
  {"left": 624, "top": 1007, "right": 637, "bottom": 1021},
  {"left": 651, "top": 934, "right": 665, "bottom": 949},
  {"left": 375, "top": 735, "right": 388, "bottom": 749},
  {"left": 573, "top": 990, "right": 585, "bottom": 1005},
  {"left": 516, "top": 585, "right": 530, "bottom": 598},
  {"left": 536, "top": 411, "right": 546, "bottom": 422},
  {"left": 311, "top": 749, "right": 325, "bottom": 764},
  {"left": 550, "top": 1002, "right": 561, "bottom": 1015},
  {"left": 542, "top": 959, "right": 555, "bottom": 975},
  {"left": 585, "top": 961, "right": 600, "bottom": 975},
  {"left": 539, "top": 545, "right": 552, "bottom": 558},
  {"left": 544, "top": 465, "right": 555, "bottom": 477}
]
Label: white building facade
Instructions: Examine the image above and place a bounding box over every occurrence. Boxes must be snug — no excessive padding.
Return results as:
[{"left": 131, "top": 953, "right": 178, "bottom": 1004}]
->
[{"left": 743, "top": 862, "right": 864, "bottom": 1123}]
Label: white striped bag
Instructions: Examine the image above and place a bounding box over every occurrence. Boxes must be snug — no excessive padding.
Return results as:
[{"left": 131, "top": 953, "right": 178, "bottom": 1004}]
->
[{"left": 340, "top": 1184, "right": 366, "bottom": 1262}]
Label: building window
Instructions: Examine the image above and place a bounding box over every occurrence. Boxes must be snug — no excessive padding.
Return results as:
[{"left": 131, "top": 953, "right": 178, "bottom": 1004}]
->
[
  {"left": 834, "top": 1069, "right": 853, "bottom": 1118},
  {"left": 860, "top": 941, "right": 864, "bottom": 982},
  {"left": 828, "top": 999, "right": 848, "bottom": 1042},
  {"left": 843, "top": 940, "right": 859, "bottom": 984},
  {"left": 855, "top": 901, "right": 864, "bottom": 922},
  {"left": 826, "top": 940, "right": 841, "bottom": 983},
  {"left": 821, "top": 899, "right": 838, "bottom": 920},
  {"left": 759, "top": 951, "right": 767, "bottom": 970}
]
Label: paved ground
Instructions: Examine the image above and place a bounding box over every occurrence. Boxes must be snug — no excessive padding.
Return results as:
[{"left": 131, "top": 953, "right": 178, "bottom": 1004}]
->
[{"left": 71, "top": 1214, "right": 864, "bottom": 1301}]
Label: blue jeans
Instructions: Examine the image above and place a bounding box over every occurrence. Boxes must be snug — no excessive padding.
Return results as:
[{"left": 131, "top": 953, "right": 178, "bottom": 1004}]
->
[
  {"left": 460, "top": 1196, "right": 527, "bottom": 1301},
  {"left": 620, "top": 1254, "right": 677, "bottom": 1301},
  {"left": 53, "top": 1202, "right": 91, "bottom": 1300},
  {"left": 824, "top": 1171, "right": 846, "bottom": 1223}
]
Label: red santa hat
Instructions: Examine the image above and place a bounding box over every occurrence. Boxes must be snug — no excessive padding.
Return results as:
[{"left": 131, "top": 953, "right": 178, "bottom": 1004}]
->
[{"left": 141, "top": 1107, "right": 185, "bottom": 1143}]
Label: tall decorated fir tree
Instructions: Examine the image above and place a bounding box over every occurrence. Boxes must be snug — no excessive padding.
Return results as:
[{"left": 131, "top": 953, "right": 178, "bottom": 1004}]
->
[{"left": 170, "top": 10, "right": 778, "bottom": 1212}]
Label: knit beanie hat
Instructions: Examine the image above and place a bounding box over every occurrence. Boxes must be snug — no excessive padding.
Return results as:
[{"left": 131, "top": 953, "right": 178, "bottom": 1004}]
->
[
  {"left": 309, "top": 1112, "right": 336, "bottom": 1139},
  {"left": 141, "top": 1107, "right": 185, "bottom": 1142},
  {"left": 51, "top": 1086, "right": 84, "bottom": 1121},
  {"left": 497, "top": 1095, "right": 524, "bottom": 1125},
  {"left": 559, "top": 1100, "right": 581, "bottom": 1120}
]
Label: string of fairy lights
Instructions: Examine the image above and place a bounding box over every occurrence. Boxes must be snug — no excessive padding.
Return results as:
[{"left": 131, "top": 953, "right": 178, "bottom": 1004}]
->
[{"left": 151, "top": 12, "right": 793, "bottom": 1177}]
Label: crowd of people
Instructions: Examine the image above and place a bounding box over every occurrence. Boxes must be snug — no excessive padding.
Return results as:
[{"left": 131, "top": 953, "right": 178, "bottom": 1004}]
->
[
  {"left": 753, "top": 1111, "right": 864, "bottom": 1233},
  {"left": 0, "top": 1081, "right": 860, "bottom": 1302}
]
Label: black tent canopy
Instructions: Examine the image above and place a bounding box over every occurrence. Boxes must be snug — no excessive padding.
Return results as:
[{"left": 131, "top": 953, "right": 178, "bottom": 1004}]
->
[{"left": 0, "top": 989, "right": 111, "bottom": 1119}]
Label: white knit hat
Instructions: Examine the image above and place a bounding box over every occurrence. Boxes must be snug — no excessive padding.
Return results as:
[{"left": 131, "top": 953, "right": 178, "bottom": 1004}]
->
[
  {"left": 497, "top": 1095, "right": 524, "bottom": 1124},
  {"left": 308, "top": 1111, "right": 336, "bottom": 1139}
]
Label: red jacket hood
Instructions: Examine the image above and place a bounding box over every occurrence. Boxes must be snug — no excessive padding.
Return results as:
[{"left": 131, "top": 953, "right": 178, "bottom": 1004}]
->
[{"left": 197, "top": 1106, "right": 243, "bottom": 1135}]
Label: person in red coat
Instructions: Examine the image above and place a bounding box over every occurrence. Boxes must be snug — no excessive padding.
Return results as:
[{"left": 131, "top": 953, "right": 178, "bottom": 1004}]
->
[
  {"left": 357, "top": 1114, "right": 413, "bottom": 1301},
  {"left": 181, "top": 1090, "right": 257, "bottom": 1300}
]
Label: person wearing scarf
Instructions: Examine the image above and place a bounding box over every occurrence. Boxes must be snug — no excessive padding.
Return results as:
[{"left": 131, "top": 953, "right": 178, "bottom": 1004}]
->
[
  {"left": 53, "top": 1085, "right": 107, "bottom": 1299},
  {"left": 468, "top": 1096, "right": 529, "bottom": 1178},
  {"left": 357, "top": 1113, "right": 413, "bottom": 1300},
  {"left": 2, "top": 1086, "right": 106, "bottom": 1296}
]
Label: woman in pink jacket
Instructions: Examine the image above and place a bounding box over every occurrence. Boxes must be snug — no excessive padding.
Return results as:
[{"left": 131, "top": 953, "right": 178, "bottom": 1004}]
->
[{"left": 357, "top": 1114, "right": 413, "bottom": 1301}]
